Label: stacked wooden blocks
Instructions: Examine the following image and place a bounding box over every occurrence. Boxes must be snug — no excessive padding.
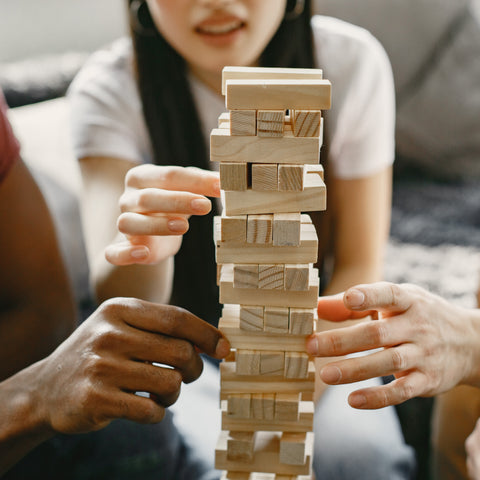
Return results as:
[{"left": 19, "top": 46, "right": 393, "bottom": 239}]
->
[{"left": 212, "top": 66, "right": 331, "bottom": 480}]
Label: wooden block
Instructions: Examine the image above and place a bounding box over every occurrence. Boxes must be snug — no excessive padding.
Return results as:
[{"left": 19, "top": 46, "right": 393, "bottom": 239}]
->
[
  {"left": 289, "top": 308, "right": 315, "bottom": 335},
  {"left": 220, "top": 215, "right": 247, "bottom": 242},
  {"left": 220, "top": 162, "right": 248, "bottom": 191},
  {"left": 210, "top": 127, "right": 320, "bottom": 165},
  {"left": 275, "top": 393, "right": 301, "bottom": 422},
  {"left": 220, "top": 265, "right": 319, "bottom": 308},
  {"left": 221, "top": 65, "right": 323, "bottom": 95},
  {"left": 272, "top": 213, "right": 301, "bottom": 246},
  {"left": 225, "top": 79, "right": 332, "bottom": 110},
  {"left": 257, "top": 110, "right": 285, "bottom": 137},
  {"left": 258, "top": 265, "right": 284, "bottom": 290},
  {"left": 279, "top": 432, "right": 308, "bottom": 466},
  {"left": 251, "top": 164, "right": 278, "bottom": 191},
  {"left": 292, "top": 110, "right": 321, "bottom": 137},
  {"left": 284, "top": 352, "right": 309, "bottom": 379},
  {"left": 227, "top": 431, "right": 257, "bottom": 462},
  {"left": 251, "top": 393, "right": 275, "bottom": 420},
  {"left": 230, "top": 109, "right": 256, "bottom": 136},
  {"left": 227, "top": 394, "right": 251, "bottom": 419},
  {"left": 222, "top": 400, "right": 315, "bottom": 433},
  {"left": 284, "top": 264, "right": 310, "bottom": 291},
  {"left": 264, "top": 306, "right": 289, "bottom": 333},
  {"left": 215, "top": 219, "right": 318, "bottom": 264},
  {"left": 223, "top": 170, "right": 326, "bottom": 215},
  {"left": 218, "top": 111, "right": 230, "bottom": 127},
  {"left": 247, "top": 214, "right": 273, "bottom": 244},
  {"left": 236, "top": 349, "right": 261, "bottom": 375},
  {"left": 260, "top": 351, "right": 284, "bottom": 376},
  {"left": 239, "top": 305, "right": 264, "bottom": 331},
  {"left": 216, "top": 430, "right": 313, "bottom": 475},
  {"left": 221, "top": 472, "right": 313, "bottom": 480},
  {"left": 278, "top": 165, "right": 305, "bottom": 191},
  {"left": 220, "top": 306, "right": 314, "bottom": 352},
  {"left": 233, "top": 264, "right": 258, "bottom": 289},
  {"left": 220, "top": 361, "right": 315, "bottom": 400}
]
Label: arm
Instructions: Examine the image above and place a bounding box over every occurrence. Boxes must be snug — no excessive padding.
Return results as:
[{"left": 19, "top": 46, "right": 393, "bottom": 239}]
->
[
  {"left": 466, "top": 418, "right": 480, "bottom": 480},
  {"left": 0, "top": 159, "right": 76, "bottom": 380},
  {"left": 307, "top": 282, "right": 480, "bottom": 409},
  {"left": 0, "top": 297, "right": 231, "bottom": 475},
  {"left": 79, "top": 157, "right": 219, "bottom": 304}
]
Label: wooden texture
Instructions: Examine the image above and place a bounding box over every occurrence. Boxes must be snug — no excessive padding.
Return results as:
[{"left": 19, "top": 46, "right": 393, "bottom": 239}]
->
[
  {"left": 225, "top": 79, "right": 332, "bottom": 110},
  {"left": 227, "top": 394, "right": 252, "bottom": 419},
  {"left": 258, "top": 265, "right": 284, "bottom": 290},
  {"left": 272, "top": 213, "right": 301, "bottom": 247},
  {"left": 275, "top": 393, "right": 301, "bottom": 422},
  {"left": 247, "top": 214, "right": 273, "bottom": 244},
  {"left": 284, "top": 352, "right": 309, "bottom": 379},
  {"left": 289, "top": 308, "right": 316, "bottom": 335},
  {"left": 223, "top": 170, "right": 326, "bottom": 215},
  {"left": 284, "top": 264, "right": 310, "bottom": 291},
  {"left": 236, "top": 349, "right": 261, "bottom": 375},
  {"left": 278, "top": 165, "right": 305, "bottom": 191},
  {"left": 260, "top": 351, "right": 285, "bottom": 376},
  {"left": 257, "top": 110, "right": 285, "bottom": 137},
  {"left": 221, "top": 65, "right": 323, "bottom": 95},
  {"left": 292, "top": 111, "right": 321, "bottom": 137},
  {"left": 227, "top": 431, "right": 257, "bottom": 462},
  {"left": 220, "top": 162, "right": 248, "bottom": 191},
  {"left": 251, "top": 164, "right": 278, "bottom": 191},
  {"left": 264, "top": 306, "right": 289, "bottom": 333},
  {"left": 233, "top": 264, "right": 259, "bottom": 289},
  {"left": 220, "top": 215, "right": 247, "bottom": 243},
  {"left": 230, "top": 110, "right": 256, "bottom": 136},
  {"left": 251, "top": 393, "right": 275, "bottom": 420},
  {"left": 210, "top": 127, "right": 320, "bottom": 165},
  {"left": 279, "top": 433, "right": 309, "bottom": 466},
  {"left": 239, "top": 305, "right": 264, "bottom": 331}
]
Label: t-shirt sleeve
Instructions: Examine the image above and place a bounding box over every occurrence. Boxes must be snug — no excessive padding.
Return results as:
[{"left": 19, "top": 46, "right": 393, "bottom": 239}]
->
[
  {"left": 67, "top": 40, "right": 150, "bottom": 164},
  {"left": 0, "top": 90, "right": 20, "bottom": 184},
  {"left": 312, "top": 16, "right": 396, "bottom": 179}
]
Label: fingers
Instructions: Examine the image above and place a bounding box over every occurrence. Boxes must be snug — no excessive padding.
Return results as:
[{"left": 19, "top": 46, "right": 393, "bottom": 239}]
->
[
  {"left": 105, "top": 242, "right": 151, "bottom": 265},
  {"left": 346, "top": 372, "right": 424, "bottom": 409},
  {"left": 117, "top": 212, "right": 189, "bottom": 236},
  {"left": 317, "top": 293, "right": 374, "bottom": 322},
  {"left": 125, "top": 165, "right": 220, "bottom": 197}
]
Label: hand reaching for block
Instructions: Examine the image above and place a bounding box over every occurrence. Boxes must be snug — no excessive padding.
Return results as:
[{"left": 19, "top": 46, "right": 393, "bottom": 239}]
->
[{"left": 105, "top": 164, "right": 220, "bottom": 265}]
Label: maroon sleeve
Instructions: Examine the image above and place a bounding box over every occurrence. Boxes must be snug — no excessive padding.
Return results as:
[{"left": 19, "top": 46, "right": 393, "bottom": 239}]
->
[{"left": 0, "top": 90, "right": 20, "bottom": 184}]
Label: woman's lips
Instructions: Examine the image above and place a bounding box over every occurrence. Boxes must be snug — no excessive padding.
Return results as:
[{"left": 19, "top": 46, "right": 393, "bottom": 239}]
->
[{"left": 194, "top": 17, "right": 246, "bottom": 45}]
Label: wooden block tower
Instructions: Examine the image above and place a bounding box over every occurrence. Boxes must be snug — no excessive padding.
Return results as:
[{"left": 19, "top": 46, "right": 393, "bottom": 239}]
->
[{"left": 211, "top": 66, "right": 331, "bottom": 480}]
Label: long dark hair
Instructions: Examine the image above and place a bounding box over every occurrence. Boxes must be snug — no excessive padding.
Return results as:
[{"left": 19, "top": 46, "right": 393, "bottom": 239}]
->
[{"left": 128, "top": 0, "right": 319, "bottom": 325}]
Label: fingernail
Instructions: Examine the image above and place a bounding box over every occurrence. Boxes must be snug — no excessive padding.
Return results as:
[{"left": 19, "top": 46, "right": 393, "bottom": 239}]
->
[
  {"left": 320, "top": 366, "right": 342, "bottom": 384},
  {"left": 346, "top": 289, "right": 365, "bottom": 308},
  {"left": 168, "top": 219, "right": 188, "bottom": 233},
  {"left": 131, "top": 248, "right": 148, "bottom": 259},
  {"left": 349, "top": 393, "right": 367, "bottom": 408},
  {"left": 215, "top": 338, "right": 231, "bottom": 358},
  {"left": 191, "top": 198, "right": 211, "bottom": 213},
  {"left": 306, "top": 336, "right": 319, "bottom": 355}
]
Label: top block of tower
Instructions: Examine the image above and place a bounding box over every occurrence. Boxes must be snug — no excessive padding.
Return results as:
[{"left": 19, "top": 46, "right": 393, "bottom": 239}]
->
[
  {"left": 222, "top": 66, "right": 323, "bottom": 95},
  {"left": 225, "top": 79, "right": 332, "bottom": 111}
]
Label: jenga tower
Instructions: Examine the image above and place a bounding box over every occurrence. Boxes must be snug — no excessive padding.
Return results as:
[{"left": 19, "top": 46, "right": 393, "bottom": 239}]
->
[{"left": 211, "top": 66, "right": 332, "bottom": 480}]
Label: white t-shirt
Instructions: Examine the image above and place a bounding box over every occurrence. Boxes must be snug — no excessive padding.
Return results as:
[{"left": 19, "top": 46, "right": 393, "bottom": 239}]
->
[{"left": 68, "top": 15, "right": 395, "bottom": 180}]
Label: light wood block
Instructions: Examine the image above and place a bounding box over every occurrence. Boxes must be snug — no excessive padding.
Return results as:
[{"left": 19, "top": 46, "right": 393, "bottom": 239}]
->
[
  {"left": 218, "top": 111, "right": 230, "bottom": 127},
  {"left": 216, "top": 430, "right": 313, "bottom": 475},
  {"left": 230, "top": 110, "right": 256, "bottom": 136},
  {"left": 278, "top": 165, "right": 305, "bottom": 191},
  {"left": 220, "top": 162, "right": 248, "bottom": 191},
  {"left": 247, "top": 214, "right": 273, "bottom": 244},
  {"left": 227, "top": 431, "right": 257, "bottom": 462},
  {"left": 223, "top": 170, "right": 326, "bottom": 215},
  {"left": 221, "top": 65, "right": 323, "bottom": 95},
  {"left": 220, "top": 215, "right": 247, "bottom": 243},
  {"left": 289, "top": 308, "right": 315, "bottom": 335},
  {"left": 236, "top": 349, "right": 261, "bottom": 375},
  {"left": 292, "top": 110, "right": 321, "bottom": 137},
  {"left": 251, "top": 164, "right": 278, "bottom": 191},
  {"left": 257, "top": 110, "right": 285, "bottom": 137},
  {"left": 239, "top": 305, "right": 264, "bottom": 331},
  {"left": 225, "top": 79, "right": 332, "bottom": 110},
  {"left": 284, "top": 352, "right": 310, "bottom": 379},
  {"left": 222, "top": 400, "right": 315, "bottom": 433},
  {"left": 275, "top": 393, "right": 301, "bottom": 422},
  {"left": 264, "top": 306, "right": 289, "bottom": 333},
  {"left": 220, "top": 265, "right": 319, "bottom": 308},
  {"left": 233, "top": 264, "right": 258, "bottom": 289},
  {"left": 227, "top": 394, "right": 251, "bottom": 419},
  {"left": 260, "top": 351, "right": 284, "bottom": 376},
  {"left": 279, "top": 433, "right": 309, "bottom": 466},
  {"left": 251, "top": 393, "right": 275, "bottom": 420},
  {"left": 284, "top": 264, "right": 310, "bottom": 291},
  {"left": 258, "top": 265, "right": 284, "bottom": 290},
  {"left": 221, "top": 472, "right": 313, "bottom": 480},
  {"left": 210, "top": 127, "right": 320, "bottom": 165},
  {"left": 220, "top": 361, "right": 315, "bottom": 400},
  {"left": 272, "top": 213, "right": 301, "bottom": 246}
]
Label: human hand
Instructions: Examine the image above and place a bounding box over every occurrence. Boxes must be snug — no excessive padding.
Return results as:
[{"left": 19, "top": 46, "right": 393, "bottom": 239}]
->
[
  {"left": 307, "top": 282, "right": 479, "bottom": 409},
  {"left": 31, "top": 298, "right": 230, "bottom": 434},
  {"left": 466, "top": 418, "right": 480, "bottom": 479},
  {"left": 105, "top": 165, "right": 220, "bottom": 265}
]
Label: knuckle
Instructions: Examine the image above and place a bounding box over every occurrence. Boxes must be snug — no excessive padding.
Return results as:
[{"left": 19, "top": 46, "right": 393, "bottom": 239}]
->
[
  {"left": 397, "top": 380, "right": 415, "bottom": 403},
  {"left": 172, "top": 341, "right": 195, "bottom": 365},
  {"left": 390, "top": 348, "right": 407, "bottom": 371},
  {"left": 326, "top": 333, "right": 343, "bottom": 355},
  {"left": 367, "top": 322, "right": 387, "bottom": 346},
  {"left": 136, "top": 189, "right": 154, "bottom": 211}
]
